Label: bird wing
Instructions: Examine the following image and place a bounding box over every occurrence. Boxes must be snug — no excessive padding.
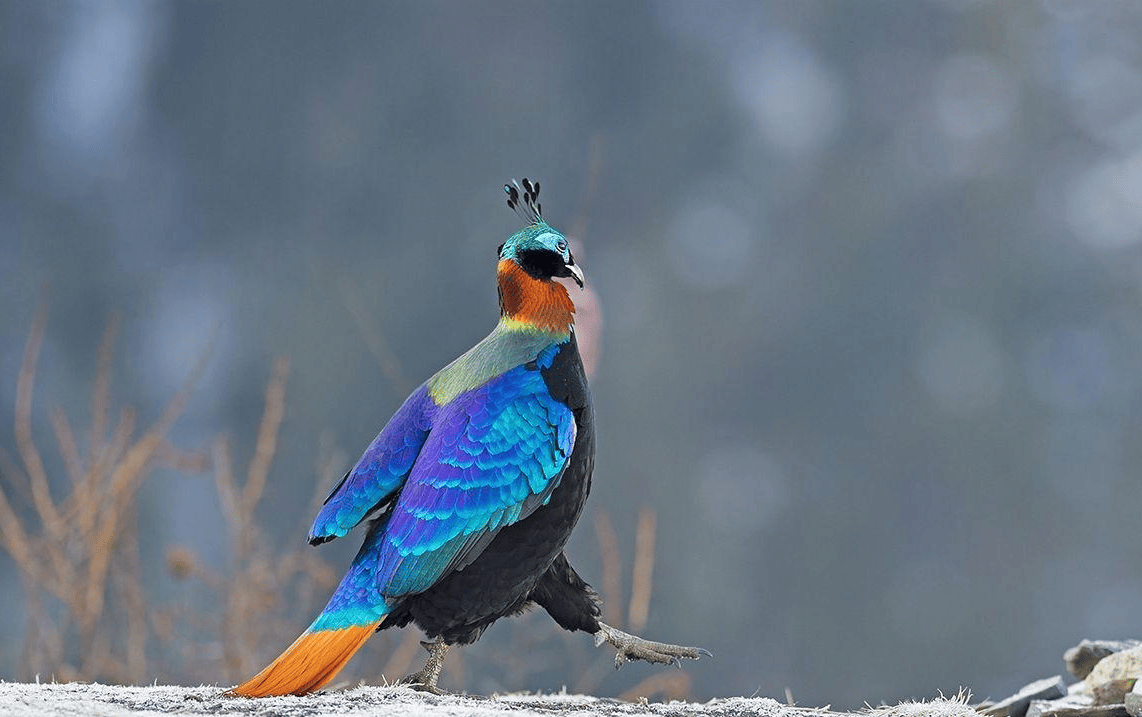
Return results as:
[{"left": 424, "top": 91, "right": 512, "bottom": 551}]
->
[
  {"left": 364, "top": 363, "right": 576, "bottom": 598},
  {"left": 308, "top": 386, "right": 434, "bottom": 544}
]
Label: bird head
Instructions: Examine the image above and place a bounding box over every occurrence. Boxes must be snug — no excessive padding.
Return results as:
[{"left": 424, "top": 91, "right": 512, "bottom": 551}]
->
[
  {"left": 499, "top": 178, "right": 584, "bottom": 288},
  {"left": 498, "top": 223, "right": 584, "bottom": 289},
  {"left": 496, "top": 178, "right": 582, "bottom": 335}
]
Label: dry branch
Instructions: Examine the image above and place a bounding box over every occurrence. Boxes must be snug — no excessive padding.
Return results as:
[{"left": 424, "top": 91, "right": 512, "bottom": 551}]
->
[
  {"left": 594, "top": 511, "right": 623, "bottom": 627},
  {"left": 627, "top": 508, "right": 657, "bottom": 633},
  {"left": 1, "top": 309, "right": 208, "bottom": 682}
]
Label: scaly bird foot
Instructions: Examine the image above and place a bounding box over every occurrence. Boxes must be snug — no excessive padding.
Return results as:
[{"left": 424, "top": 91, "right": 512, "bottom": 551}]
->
[
  {"left": 402, "top": 682, "right": 447, "bottom": 696},
  {"left": 397, "top": 638, "right": 450, "bottom": 694},
  {"left": 594, "top": 621, "right": 711, "bottom": 669}
]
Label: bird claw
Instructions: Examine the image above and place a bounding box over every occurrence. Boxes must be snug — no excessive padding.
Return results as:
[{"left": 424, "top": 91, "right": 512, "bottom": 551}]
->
[
  {"left": 400, "top": 680, "right": 447, "bottom": 696},
  {"left": 594, "top": 622, "right": 709, "bottom": 671},
  {"left": 396, "top": 637, "right": 449, "bottom": 693},
  {"left": 397, "top": 668, "right": 449, "bottom": 695}
]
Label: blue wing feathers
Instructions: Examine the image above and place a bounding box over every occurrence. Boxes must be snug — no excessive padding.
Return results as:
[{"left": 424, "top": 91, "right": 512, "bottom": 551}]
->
[
  {"left": 309, "top": 386, "right": 435, "bottom": 543},
  {"left": 311, "top": 354, "right": 575, "bottom": 630}
]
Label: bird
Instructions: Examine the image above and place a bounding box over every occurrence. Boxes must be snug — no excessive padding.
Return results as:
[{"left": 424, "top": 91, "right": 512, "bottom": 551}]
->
[{"left": 227, "top": 178, "right": 708, "bottom": 697}]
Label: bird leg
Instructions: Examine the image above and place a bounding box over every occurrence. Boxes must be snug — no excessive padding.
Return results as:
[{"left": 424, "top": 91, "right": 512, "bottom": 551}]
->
[
  {"left": 594, "top": 621, "right": 711, "bottom": 669},
  {"left": 398, "top": 637, "right": 450, "bottom": 694}
]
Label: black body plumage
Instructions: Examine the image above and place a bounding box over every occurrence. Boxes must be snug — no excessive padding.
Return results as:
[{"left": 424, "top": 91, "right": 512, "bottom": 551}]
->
[{"left": 383, "top": 332, "right": 598, "bottom": 644}]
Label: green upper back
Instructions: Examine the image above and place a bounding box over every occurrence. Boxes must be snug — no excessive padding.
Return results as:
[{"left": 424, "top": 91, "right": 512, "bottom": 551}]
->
[{"left": 427, "top": 321, "right": 566, "bottom": 406}]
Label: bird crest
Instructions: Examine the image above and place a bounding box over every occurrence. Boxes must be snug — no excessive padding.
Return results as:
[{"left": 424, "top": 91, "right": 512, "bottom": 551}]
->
[{"left": 505, "top": 177, "right": 542, "bottom": 224}]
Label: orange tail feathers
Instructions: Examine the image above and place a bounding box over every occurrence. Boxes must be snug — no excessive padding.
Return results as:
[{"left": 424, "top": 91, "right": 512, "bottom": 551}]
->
[{"left": 226, "top": 618, "right": 384, "bottom": 697}]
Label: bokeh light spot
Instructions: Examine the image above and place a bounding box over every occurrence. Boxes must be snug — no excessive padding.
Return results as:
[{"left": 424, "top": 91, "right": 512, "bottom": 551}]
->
[
  {"left": 698, "top": 444, "right": 789, "bottom": 534},
  {"left": 1066, "top": 152, "right": 1142, "bottom": 250},
  {"left": 933, "top": 53, "right": 1018, "bottom": 143},
  {"left": 730, "top": 33, "right": 846, "bottom": 159},
  {"left": 666, "top": 203, "right": 756, "bottom": 290},
  {"left": 913, "top": 313, "right": 1005, "bottom": 416}
]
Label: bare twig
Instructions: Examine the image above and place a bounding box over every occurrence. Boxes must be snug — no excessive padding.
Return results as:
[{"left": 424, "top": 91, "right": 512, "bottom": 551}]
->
[
  {"left": 14, "top": 300, "right": 68, "bottom": 568},
  {"left": 242, "top": 357, "right": 289, "bottom": 519},
  {"left": 214, "top": 357, "right": 303, "bottom": 682},
  {"left": 627, "top": 507, "right": 657, "bottom": 633},
  {"left": 594, "top": 510, "right": 623, "bottom": 627},
  {"left": 119, "top": 503, "right": 148, "bottom": 684},
  {"left": 50, "top": 409, "right": 84, "bottom": 489},
  {"left": 90, "top": 315, "right": 119, "bottom": 460},
  {"left": 81, "top": 341, "right": 210, "bottom": 663},
  {"left": 213, "top": 438, "right": 239, "bottom": 531},
  {"left": 0, "top": 456, "right": 35, "bottom": 580}
]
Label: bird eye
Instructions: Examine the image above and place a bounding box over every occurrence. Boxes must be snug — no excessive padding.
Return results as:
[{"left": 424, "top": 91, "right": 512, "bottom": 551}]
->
[{"left": 557, "top": 240, "right": 567, "bottom": 252}]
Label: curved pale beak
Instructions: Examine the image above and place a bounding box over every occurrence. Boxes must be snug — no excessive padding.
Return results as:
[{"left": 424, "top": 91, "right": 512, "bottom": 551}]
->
[{"left": 567, "top": 262, "right": 585, "bottom": 289}]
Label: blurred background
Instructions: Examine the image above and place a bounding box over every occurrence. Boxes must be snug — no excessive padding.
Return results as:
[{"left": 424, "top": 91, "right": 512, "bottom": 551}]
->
[{"left": 3, "top": 0, "right": 1142, "bottom": 709}]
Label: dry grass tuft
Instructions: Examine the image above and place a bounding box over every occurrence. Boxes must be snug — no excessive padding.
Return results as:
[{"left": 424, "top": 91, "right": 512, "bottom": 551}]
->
[
  {"left": 0, "top": 305, "right": 208, "bottom": 683},
  {"left": 0, "top": 310, "right": 342, "bottom": 686},
  {"left": 210, "top": 357, "right": 339, "bottom": 684},
  {"left": 861, "top": 689, "right": 977, "bottom": 717}
]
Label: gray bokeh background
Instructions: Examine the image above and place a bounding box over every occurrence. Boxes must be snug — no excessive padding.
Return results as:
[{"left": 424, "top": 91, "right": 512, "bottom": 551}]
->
[{"left": 4, "top": 0, "right": 1142, "bottom": 708}]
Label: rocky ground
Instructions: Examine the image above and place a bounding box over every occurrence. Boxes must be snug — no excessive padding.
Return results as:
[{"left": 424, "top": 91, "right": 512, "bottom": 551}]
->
[
  {"left": 0, "top": 682, "right": 984, "bottom": 717},
  {"left": 3, "top": 640, "right": 1141, "bottom": 717},
  {"left": 974, "top": 640, "right": 1142, "bottom": 717}
]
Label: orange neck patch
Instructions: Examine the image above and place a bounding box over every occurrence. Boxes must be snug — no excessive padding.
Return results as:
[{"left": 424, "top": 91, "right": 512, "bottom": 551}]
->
[{"left": 497, "top": 260, "right": 576, "bottom": 333}]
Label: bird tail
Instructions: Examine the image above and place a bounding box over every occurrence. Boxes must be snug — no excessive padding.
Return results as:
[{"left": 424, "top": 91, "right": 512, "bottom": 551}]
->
[{"left": 226, "top": 617, "right": 385, "bottom": 697}]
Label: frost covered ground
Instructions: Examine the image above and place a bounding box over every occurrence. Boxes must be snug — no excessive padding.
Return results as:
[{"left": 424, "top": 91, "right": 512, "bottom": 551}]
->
[{"left": 0, "top": 682, "right": 982, "bottom": 717}]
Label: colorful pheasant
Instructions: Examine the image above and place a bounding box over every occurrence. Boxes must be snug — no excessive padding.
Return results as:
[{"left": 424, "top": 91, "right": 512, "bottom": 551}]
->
[{"left": 228, "top": 179, "right": 707, "bottom": 697}]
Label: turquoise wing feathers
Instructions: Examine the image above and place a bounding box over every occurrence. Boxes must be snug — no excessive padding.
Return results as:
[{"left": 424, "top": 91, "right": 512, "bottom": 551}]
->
[
  {"left": 311, "top": 353, "right": 576, "bottom": 631},
  {"left": 309, "top": 387, "right": 435, "bottom": 544}
]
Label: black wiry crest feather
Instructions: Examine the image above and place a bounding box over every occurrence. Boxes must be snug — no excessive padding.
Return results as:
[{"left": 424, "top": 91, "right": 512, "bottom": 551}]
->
[{"left": 505, "top": 177, "right": 543, "bottom": 224}]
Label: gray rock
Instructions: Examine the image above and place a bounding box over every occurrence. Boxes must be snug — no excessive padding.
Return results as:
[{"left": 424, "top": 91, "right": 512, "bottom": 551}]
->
[
  {"left": 1125, "top": 679, "right": 1142, "bottom": 717},
  {"left": 1087, "top": 646, "right": 1142, "bottom": 705},
  {"left": 1066, "top": 640, "right": 1142, "bottom": 680},
  {"left": 1068, "top": 682, "right": 1091, "bottom": 696},
  {"left": 981, "top": 676, "right": 1067, "bottom": 717},
  {"left": 1026, "top": 694, "right": 1127, "bottom": 717}
]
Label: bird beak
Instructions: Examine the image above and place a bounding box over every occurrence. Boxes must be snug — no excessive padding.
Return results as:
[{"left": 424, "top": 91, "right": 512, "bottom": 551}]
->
[{"left": 567, "top": 263, "right": 585, "bottom": 289}]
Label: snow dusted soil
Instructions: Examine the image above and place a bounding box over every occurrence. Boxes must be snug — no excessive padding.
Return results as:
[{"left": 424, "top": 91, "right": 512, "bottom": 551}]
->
[
  {"left": 0, "top": 683, "right": 790, "bottom": 717},
  {"left": 0, "top": 682, "right": 981, "bottom": 717}
]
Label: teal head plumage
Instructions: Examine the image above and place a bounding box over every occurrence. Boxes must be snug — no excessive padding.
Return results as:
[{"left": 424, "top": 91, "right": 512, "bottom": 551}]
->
[
  {"left": 500, "top": 178, "right": 584, "bottom": 289},
  {"left": 497, "top": 222, "right": 583, "bottom": 288}
]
